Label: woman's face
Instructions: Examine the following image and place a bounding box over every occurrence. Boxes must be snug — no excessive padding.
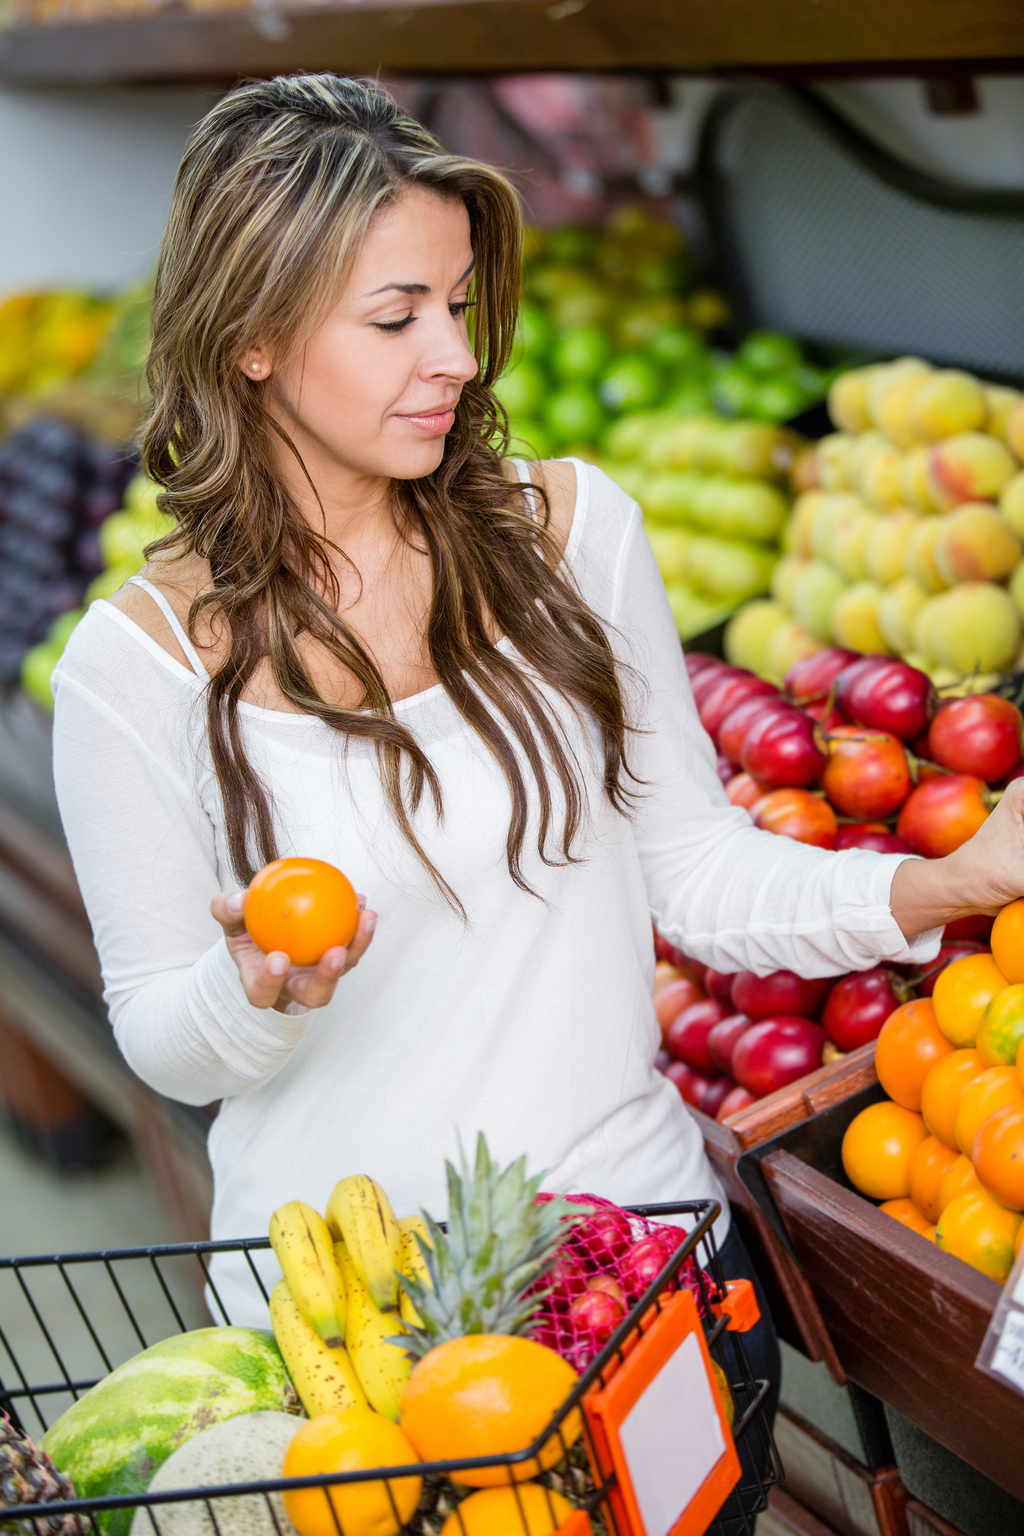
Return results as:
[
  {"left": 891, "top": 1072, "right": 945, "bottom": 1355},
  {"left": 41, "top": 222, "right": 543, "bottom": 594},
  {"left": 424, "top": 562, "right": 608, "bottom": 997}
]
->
[{"left": 264, "top": 186, "right": 479, "bottom": 487}]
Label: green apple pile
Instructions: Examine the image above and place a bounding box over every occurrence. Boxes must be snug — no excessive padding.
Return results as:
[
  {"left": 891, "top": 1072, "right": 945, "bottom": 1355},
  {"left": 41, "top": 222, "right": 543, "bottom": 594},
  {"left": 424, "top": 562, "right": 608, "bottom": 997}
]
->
[
  {"left": 21, "top": 474, "right": 170, "bottom": 710},
  {"left": 499, "top": 206, "right": 831, "bottom": 467},
  {"left": 726, "top": 359, "right": 1024, "bottom": 684}
]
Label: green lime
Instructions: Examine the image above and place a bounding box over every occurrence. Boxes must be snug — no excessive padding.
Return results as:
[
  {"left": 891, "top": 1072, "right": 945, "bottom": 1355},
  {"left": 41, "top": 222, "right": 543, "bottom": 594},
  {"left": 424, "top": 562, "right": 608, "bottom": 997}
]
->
[
  {"left": 517, "top": 302, "right": 552, "bottom": 357},
  {"left": 664, "top": 380, "right": 713, "bottom": 416},
  {"left": 507, "top": 419, "right": 554, "bottom": 461},
  {"left": 737, "top": 330, "right": 804, "bottom": 375},
  {"left": 599, "top": 354, "right": 663, "bottom": 414},
  {"left": 494, "top": 359, "right": 547, "bottom": 419},
  {"left": 551, "top": 325, "right": 611, "bottom": 382},
  {"left": 544, "top": 386, "right": 607, "bottom": 446},
  {"left": 748, "top": 375, "right": 809, "bottom": 422},
  {"left": 792, "top": 363, "right": 828, "bottom": 399},
  {"left": 648, "top": 324, "right": 706, "bottom": 371},
  {"left": 711, "top": 365, "right": 757, "bottom": 417},
  {"left": 21, "top": 641, "right": 61, "bottom": 711},
  {"left": 47, "top": 608, "right": 84, "bottom": 650},
  {"left": 615, "top": 298, "right": 686, "bottom": 349}
]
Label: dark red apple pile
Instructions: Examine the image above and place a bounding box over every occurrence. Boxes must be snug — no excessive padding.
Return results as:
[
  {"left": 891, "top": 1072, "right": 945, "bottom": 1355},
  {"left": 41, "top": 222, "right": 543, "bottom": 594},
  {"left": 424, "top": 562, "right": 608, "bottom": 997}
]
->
[{"left": 653, "top": 646, "right": 1020, "bottom": 1121}]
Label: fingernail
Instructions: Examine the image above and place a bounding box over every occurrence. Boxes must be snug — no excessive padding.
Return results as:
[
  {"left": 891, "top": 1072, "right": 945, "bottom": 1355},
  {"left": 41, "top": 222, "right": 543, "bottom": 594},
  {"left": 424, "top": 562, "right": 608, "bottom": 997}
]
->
[
  {"left": 357, "top": 894, "right": 367, "bottom": 911},
  {"left": 269, "top": 955, "right": 289, "bottom": 976},
  {"left": 364, "top": 912, "right": 377, "bottom": 934},
  {"left": 328, "top": 953, "right": 345, "bottom": 974},
  {"left": 226, "top": 892, "right": 245, "bottom": 916}
]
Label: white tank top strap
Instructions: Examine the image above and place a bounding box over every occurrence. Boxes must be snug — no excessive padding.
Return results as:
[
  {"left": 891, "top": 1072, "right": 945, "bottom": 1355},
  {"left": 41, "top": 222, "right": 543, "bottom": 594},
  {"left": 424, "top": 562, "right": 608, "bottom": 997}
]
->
[
  {"left": 511, "top": 456, "right": 540, "bottom": 520},
  {"left": 125, "top": 576, "right": 210, "bottom": 680}
]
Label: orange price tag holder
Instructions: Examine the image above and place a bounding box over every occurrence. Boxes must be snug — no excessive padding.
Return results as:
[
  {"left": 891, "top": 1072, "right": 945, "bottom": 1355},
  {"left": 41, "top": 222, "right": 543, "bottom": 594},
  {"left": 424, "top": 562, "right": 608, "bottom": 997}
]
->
[{"left": 582, "top": 1289, "right": 741, "bottom": 1536}]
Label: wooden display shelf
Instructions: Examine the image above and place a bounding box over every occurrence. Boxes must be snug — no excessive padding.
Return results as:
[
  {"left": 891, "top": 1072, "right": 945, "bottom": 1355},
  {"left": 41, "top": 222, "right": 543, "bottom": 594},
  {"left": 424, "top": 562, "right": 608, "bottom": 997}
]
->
[
  {"left": 0, "top": 0, "right": 1023, "bottom": 87},
  {"left": 693, "top": 1041, "right": 878, "bottom": 1379},
  {"left": 762, "top": 1150, "right": 1024, "bottom": 1503}
]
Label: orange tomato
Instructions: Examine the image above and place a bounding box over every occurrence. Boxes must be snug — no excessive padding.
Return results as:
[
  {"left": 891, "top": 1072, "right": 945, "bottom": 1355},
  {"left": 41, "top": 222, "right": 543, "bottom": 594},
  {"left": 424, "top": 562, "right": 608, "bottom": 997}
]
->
[
  {"left": 908, "top": 1135, "right": 958, "bottom": 1223},
  {"left": 920, "top": 1048, "right": 987, "bottom": 1149},
  {"left": 937, "top": 1153, "right": 982, "bottom": 1214},
  {"left": 245, "top": 857, "right": 359, "bottom": 967},
  {"left": 875, "top": 998, "right": 953, "bottom": 1111},
  {"left": 932, "top": 954, "right": 1008, "bottom": 1048},
  {"left": 841, "top": 1101, "right": 927, "bottom": 1200},
  {"left": 282, "top": 1408, "right": 422, "bottom": 1536},
  {"left": 978, "top": 984, "right": 1024, "bottom": 1067},
  {"left": 879, "top": 1197, "right": 935, "bottom": 1237},
  {"left": 936, "top": 1189, "right": 1021, "bottom": 1283},
  {"left": 974, "top": 1103, "right": 1024, "bottom": 1211},
  {"left": 992, "top": 898, "right": 1024, "bottom": 984},
  {"left": 953, "top": 1065, "right": 1024, "bottom": 1156}
]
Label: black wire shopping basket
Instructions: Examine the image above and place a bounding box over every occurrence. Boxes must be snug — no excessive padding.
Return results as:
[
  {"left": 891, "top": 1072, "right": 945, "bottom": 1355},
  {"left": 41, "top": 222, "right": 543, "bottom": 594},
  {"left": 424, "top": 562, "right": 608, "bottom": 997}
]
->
[{"left": 0, "top": 1199, "right": 780, "bottom": 1536}]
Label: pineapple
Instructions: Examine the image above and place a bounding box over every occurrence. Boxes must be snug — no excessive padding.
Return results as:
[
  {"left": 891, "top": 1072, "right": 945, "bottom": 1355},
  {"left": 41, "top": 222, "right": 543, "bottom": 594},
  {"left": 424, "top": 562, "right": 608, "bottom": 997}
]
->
[
  {"left": 395, "top": 1133, "right": 585, "bottom": 1359},
  {"left": 0, "top": 1415, "right": 88, "bottom": 1536}
]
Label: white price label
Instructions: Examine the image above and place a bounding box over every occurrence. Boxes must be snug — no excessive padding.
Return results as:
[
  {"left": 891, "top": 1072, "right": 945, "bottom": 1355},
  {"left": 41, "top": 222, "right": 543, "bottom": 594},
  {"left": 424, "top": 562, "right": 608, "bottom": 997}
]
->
[{"left": 990, "top": 1308, "right": 1024, "bottom": 1393}]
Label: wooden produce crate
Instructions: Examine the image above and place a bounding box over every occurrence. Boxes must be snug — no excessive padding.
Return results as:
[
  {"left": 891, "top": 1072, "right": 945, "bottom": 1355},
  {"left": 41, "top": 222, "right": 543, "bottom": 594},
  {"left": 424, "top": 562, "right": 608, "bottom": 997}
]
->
[
  {"left": 904, "top": 1503, "right": 968, "bottom": 1536},
  {"left": 774, "top": 1407, "right": 907, "bottom": 1536},
  {"left": 756, "top": 1128, "right": 1024, "bottom": 1502},
  {"left": 693, "top": 1042, "right": 879, "bottom": 1379}
]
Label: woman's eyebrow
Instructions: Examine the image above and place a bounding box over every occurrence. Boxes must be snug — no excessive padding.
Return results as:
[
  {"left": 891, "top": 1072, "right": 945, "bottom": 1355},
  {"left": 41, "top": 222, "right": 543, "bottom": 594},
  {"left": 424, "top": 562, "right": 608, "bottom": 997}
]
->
[{"left": 364, "top": 260, "right": 475, "bottom": 299}]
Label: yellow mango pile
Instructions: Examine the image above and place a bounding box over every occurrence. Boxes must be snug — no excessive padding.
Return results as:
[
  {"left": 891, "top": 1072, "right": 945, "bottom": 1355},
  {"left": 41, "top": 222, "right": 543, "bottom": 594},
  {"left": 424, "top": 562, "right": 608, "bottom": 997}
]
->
[{"left": 726, "top": 358, "right": 1024, "bottom": 684}]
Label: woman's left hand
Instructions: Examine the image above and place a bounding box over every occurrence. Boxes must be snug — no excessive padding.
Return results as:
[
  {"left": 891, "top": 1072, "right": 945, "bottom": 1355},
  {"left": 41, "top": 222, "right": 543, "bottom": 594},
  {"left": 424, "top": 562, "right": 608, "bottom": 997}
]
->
[{"left": 891, "top": 778, "right": 1024, "bottom": 938}]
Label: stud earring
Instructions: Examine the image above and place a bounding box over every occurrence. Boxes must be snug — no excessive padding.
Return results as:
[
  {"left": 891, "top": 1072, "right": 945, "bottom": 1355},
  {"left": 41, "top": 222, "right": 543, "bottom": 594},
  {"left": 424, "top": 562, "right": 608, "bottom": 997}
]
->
[{"left": 250, "top": 363, "right": 261, "bottom": 374}]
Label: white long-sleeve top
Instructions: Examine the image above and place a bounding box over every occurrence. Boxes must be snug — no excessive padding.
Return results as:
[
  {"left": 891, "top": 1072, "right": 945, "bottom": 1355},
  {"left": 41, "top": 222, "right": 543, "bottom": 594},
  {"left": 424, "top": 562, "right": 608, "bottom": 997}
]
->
[{"left": 52, "top": 460, "right": 940, "bottom": 1323}]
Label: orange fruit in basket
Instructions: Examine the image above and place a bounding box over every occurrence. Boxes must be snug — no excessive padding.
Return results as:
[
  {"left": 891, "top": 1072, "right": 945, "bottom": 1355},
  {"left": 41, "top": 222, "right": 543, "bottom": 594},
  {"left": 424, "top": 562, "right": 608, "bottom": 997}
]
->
[
  {"left": 245, "top": 856, "right": 359, "bottom": 967},
  {"left": 875, "top": 999, "right": 953, "bottom": 1111},
  {"left": 953, "top": 1065, "right": 1024, "bottom": 1155},
  {"left": 932, "top": 954, "right": 1008, "bottom": 1048},
  {"left": 400, "top": 1336, "right": 581, "bottom": 1487},
  {"left": 937, "top": 1153, "right": 982, "bottom": 1215},
  {"left": 978, "top": 984, "right": 1024, "bottom": 1067},
  {"left": 439, "top": 1485, "right": 575, "bottom": 1536},
  {"left": 935, "top": 1190, "right": 1021, "bottom": 1283},
  {"left": 282, "top": 1408, "right": 422, "bottom": 1536},
  {"left": 920, "top": 1049, "right": 987, "bottom": 1149},
  {"left": 841, "top": 1101, "right": 927, "bottom": 1200},
  {"left": 974, "top": 1103, "right": 1024, "bottom": 1211},
  {"left": 908, "top": 1135, "right": 958, "bottom": 1223},
  {"left": 991, "top": 899, "right": 1024, "bottom": 984},
  {"left": 879, "top": 1198, "right": 934, "bottom": 1237}
]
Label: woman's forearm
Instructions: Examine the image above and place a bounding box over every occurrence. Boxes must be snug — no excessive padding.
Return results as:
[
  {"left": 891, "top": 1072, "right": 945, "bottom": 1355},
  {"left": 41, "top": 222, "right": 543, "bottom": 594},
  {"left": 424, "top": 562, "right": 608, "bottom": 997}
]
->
[
  {"left": 889, "top": 856, "right": 966, "bottom": 941},
  {"left": 890, "top": 779, "right": 1024, "bottom": 940}
]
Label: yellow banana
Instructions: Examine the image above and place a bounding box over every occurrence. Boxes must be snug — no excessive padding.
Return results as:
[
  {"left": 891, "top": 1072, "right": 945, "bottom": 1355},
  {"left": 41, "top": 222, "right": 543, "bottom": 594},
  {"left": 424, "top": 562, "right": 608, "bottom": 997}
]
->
[
  {"left": 397, "top": 1215, "right": 433, "bottom": 1327},
  {"left": 335, "top": 1239, "right": 411, "bottom": 1422},
  {"left": 269, "top": 1280, "right": 367, "bottom": 1417},
  {"left": 269, "top": 1199, "right": 347, "bottom": 1348},
  {"left": 325, "top": 1175, "right": 403, "bottom": 1311}
]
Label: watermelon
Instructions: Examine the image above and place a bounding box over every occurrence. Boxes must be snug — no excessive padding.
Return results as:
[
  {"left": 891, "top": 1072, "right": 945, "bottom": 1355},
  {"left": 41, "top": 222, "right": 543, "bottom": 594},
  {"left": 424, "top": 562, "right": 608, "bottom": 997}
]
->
[{"left": 43, "top": 1328, "right": 295, "bottom": 1536}]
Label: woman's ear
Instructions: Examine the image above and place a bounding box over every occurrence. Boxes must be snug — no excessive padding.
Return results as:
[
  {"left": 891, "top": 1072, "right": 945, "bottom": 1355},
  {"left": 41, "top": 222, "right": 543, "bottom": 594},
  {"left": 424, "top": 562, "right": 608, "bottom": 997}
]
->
[{"left": 240, "top": 349, "right": 272, "bottom": 381}]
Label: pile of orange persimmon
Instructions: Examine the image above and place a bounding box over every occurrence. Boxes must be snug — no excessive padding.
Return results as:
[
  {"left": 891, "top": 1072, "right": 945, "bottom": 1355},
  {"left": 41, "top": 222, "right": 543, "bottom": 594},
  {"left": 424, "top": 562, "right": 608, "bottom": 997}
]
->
[{"left": 843, "top": 897, "right": 1024, "bottom": 1283}]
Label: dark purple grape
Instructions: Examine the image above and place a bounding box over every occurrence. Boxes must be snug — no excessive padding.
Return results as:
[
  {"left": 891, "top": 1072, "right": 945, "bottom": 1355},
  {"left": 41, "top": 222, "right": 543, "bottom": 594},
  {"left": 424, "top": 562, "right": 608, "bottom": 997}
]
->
[
  {"left": 0, "top": 526, "right": 67, "bottom": 579},
  {"left": 23, "top": 460, "right": 79, "bottom": 509},
  {"left": 80, "top": 484, "right": 122, "bottom": 528},
  {"left": 73, "top": 529, "right": 104, "bottom": 578},
  {"left": 1, "top": 493, "right": 74, "bottom": 543}
]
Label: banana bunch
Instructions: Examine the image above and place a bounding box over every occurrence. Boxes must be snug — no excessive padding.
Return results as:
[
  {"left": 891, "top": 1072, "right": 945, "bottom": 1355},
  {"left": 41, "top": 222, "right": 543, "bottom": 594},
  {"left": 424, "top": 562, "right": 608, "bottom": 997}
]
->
[{"left": 268, "top": 1176, "right": 434, "bottom": 1422}]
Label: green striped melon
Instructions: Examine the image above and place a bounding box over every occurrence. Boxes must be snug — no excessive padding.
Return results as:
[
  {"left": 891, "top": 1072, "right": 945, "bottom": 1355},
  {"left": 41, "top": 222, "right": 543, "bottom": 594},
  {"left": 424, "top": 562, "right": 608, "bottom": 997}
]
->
[{"left": 43, "top": 1328, "right": 295, "bottom": 1536}]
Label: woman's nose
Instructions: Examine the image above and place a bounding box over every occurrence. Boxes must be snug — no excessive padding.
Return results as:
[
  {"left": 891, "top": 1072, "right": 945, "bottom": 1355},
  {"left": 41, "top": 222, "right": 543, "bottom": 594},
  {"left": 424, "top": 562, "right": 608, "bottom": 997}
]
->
[{"left": 422, "top": 317, "right": 479, "bottom": 385}]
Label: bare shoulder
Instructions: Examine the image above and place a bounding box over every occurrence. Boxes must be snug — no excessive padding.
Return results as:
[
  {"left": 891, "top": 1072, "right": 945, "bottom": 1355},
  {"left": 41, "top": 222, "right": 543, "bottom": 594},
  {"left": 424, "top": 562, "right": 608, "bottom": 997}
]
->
[
  {"left": 500, "top": 457, "right": 578, "bottom": 560},
  {"left": 104, "top": 554, "right": 215, "bottom": 674}
]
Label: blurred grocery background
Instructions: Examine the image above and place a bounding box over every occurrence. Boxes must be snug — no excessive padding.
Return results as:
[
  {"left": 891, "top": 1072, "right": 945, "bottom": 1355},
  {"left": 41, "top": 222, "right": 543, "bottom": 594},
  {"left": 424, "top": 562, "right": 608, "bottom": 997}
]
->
[{"left": 4, "top": 8, "right": 1024, "bottom": 1533}]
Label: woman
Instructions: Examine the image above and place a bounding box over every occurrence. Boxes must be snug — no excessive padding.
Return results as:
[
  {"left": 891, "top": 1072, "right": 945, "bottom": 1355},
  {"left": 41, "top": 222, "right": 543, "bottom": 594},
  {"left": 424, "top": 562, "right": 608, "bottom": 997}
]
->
[{"left": 52, "top": 75, "right": 1021, "bottom": 1354}]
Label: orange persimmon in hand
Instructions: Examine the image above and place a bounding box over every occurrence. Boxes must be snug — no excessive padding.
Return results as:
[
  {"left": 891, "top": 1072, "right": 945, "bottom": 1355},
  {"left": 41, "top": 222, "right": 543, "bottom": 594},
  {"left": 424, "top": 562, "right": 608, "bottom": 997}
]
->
[{"left": 245, "top": 857, "right": 360, "bottom": 966}]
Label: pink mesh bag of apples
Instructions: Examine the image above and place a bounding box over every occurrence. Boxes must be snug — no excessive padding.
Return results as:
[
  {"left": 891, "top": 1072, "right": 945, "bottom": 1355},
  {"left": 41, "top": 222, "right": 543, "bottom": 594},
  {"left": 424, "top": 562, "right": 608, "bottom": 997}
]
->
[{"left": 530, "top": 1192, "right": 708, "bottom": 1371}]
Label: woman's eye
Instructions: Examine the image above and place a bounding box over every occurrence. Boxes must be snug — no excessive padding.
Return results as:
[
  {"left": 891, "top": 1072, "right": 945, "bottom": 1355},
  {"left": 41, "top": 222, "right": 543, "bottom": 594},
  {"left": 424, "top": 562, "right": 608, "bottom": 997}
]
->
[
  {"left": 451, "top": 300, "right": 477, "bottom": 320},
  {"left": 374, "top": 314, "right": 415, "bottom": 334}
]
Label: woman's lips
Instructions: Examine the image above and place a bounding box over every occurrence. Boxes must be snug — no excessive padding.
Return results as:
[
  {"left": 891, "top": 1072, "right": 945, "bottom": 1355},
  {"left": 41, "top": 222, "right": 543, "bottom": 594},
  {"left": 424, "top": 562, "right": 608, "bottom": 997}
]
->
[{"left": 397, "top": 408, "right": 457, "bottom": 435}]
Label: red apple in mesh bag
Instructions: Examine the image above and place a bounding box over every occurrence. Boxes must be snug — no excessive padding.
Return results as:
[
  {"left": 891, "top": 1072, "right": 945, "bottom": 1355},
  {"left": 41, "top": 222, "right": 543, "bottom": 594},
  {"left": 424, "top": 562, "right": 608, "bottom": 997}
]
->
[
  {"left": 731, "top": 969, "right": 831, "bottom": 1021},
  {"left": 546, "top": 1247, "right": 589, "bottom": 1310},
  {"left": 575, "top": 1207, "right": 633, "bottom": 1266},
  {"left": 732, "top": 1016, "right": 825, "bottom": 1097},
  {"left": 569, "top": 1287, "right": 626, "bottom": 1345},
  {"left": 619, "top": 1233, "right": 683, "bottom": 1302},
  {"left": 588, "top": 1274, "right": 625, "bottom": 1307}
]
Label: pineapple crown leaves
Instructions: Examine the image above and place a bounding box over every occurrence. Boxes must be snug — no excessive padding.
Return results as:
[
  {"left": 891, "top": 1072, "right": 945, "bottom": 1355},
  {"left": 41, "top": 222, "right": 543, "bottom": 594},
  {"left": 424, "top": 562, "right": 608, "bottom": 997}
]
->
[{"left": 395, "top": 1132, "right": 589, "bottom": 1360}]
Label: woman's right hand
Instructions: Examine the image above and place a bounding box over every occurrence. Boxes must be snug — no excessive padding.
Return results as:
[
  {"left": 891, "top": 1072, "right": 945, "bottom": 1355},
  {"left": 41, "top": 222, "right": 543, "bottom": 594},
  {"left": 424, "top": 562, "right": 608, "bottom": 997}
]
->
[{"left": 211, "top": 889, "right": 377, "bottom": 1012}]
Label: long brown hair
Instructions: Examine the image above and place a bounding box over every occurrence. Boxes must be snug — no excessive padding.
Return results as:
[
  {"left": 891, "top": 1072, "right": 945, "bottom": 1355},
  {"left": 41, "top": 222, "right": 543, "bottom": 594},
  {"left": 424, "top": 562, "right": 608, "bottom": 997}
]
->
[{"left": 142, "top": 73, "right": 635, "bottom": 906}]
